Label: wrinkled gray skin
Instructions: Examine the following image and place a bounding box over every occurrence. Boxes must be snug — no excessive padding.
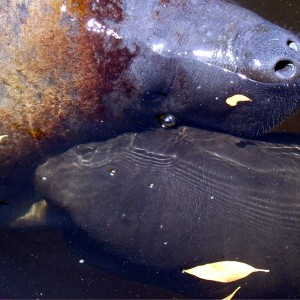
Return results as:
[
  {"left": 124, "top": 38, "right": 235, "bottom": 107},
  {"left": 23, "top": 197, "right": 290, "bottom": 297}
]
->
[
  {"left": 36, "top": 127, "right": 300, "bottom": 298},
  {"left": 119, "top": 0, "right": 300, "bottom": 83},
  {"left": 0, "top": 0, "right": 300, "bottom": 192},
  {"left": 104, "top": 0, "right": 300, "bottom": 137}
]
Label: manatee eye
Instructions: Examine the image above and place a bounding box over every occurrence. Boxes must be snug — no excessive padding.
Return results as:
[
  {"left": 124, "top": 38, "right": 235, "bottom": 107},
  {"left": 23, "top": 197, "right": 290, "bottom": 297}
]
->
[
  {"left": 274, "top": 60, "right": 295, "bottom": 79},
  {"left": 287, "top": 40, "right": 298, "bottom": 51},
  {"left": 159, "top": 114, "right": 176, "bottom": 128},
  {"left": 75, "top": 146, "right": 96, "bottom": 162}
]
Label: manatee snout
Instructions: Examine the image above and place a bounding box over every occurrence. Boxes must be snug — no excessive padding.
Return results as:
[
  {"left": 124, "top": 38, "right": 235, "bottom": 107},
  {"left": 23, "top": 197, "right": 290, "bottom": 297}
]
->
[
  {"left": 237, "top": 23, "right": 300, "bottom": 82},
  {"left": 35, "top": 159, "right": 57, "bottom": 200},
  {"left": 35, "top": 150, "right": 76, "bottom": 202}
]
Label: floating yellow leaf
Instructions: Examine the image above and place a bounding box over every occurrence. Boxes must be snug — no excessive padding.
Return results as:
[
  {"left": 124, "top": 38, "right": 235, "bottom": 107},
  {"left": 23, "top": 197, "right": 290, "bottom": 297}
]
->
[
  {"left": 11, "top": 200, "right": 48, "bottom": 228},
  {"left": 226, "top": 94, "right": 252, "bottom": 107},
  {"left": 182, "top": 261, "right": 269, "bottom": 283},
  {"left": 223, "top": 286, "right": 241, "bottom": 300},
  {"left": 0, "top": 135, "right": 8, "bottom": 142}
]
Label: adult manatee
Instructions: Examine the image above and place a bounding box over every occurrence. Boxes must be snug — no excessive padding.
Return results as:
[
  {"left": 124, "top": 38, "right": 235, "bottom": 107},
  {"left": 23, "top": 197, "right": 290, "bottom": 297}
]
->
[
  {"left": 36, "top": 127, "right": 300, "bottom": 298},
  {"left": 1, "top": 0, "right": 300, "bottom": 188}
]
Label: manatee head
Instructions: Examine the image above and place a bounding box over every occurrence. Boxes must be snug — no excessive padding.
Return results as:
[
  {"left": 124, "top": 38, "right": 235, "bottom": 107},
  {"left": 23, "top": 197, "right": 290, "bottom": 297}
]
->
[
  {"left": 236, "top": 23, "right": 300, "bottom": 83},
  {"left": 115, "top": 0, "right": 300, "bottom": 137}
]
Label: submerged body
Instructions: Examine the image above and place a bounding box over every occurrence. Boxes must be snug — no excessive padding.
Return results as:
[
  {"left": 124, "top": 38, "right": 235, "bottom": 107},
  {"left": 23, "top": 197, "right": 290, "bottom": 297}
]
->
[
  {"left": 36, "top": 126, "right": 300, "bottom": 298},
  {"left": 1, "top": 0, "right": 300, "bottom": 189}
]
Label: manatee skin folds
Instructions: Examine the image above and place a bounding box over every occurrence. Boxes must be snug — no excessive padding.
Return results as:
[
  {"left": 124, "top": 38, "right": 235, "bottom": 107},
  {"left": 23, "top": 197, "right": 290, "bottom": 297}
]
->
[
  {"left": 1, "top": 0, "right": 300, "bottom": 184},
  {"left": 35, "top": 127, "right": 300, "bottom": 297}
]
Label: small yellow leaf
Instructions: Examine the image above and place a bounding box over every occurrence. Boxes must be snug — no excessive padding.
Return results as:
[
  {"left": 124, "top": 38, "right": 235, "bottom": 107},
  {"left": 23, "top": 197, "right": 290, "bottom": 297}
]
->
[
  {"left": 223, "top": 286, "right": 241, "bottom": 300},
  {"left": 182, "top": 261, "right": 269, "bottom": 283},
  {"left": 226, "top": 94, "right": 252, "bottom": 107},
  {"left": 11, "top": 200, "right": 48, "bottom": 228},
  {"left": 0, "top": 135, "right": 8, "bottom": 142}
]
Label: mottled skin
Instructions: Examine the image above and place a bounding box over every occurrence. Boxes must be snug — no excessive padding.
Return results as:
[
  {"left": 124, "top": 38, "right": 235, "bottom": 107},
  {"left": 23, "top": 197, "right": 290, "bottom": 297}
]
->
[
  {"left": 1, "top": 0, "right": 300, "bottom": 188},
  {"left": 35, "top": 126, "right": 300, "bottom": 298}
]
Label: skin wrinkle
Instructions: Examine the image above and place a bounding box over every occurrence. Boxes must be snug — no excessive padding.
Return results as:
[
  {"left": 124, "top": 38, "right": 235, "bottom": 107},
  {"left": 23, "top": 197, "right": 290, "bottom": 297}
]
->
[{"left": 0, "top": 0, "right": 299, "bottom": 192}]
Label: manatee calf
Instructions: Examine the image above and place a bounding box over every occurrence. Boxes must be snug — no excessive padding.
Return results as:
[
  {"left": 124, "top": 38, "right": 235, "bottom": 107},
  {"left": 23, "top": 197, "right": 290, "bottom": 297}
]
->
[
  {"left": 1, "top": 0, "right": 300, "bottom": 188},
  {"left": 36, "top": 127, "right": 300, "bottom": 298}
]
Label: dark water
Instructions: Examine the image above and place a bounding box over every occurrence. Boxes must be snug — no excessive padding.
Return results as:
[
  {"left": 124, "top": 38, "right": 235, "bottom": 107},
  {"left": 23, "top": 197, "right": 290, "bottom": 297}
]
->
[{"left": 0, "top": 1, "right": 300, "bottom": 299}]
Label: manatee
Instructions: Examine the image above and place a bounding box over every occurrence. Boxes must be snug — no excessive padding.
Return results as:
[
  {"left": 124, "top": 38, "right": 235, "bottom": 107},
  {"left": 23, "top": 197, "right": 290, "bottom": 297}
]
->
[
  {"left": 1, "top": 0, "right": 300, "bottom": 190},
  {"left": 35, "top": 126, "right": 300, "bottom": 298}
]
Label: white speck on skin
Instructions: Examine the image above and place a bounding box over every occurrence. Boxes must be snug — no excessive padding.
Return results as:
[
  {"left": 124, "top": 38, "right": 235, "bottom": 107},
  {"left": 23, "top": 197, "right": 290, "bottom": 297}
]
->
[
  {"left": 60, "top": 5, "right": 67, "bottom": 12},
  {"left": 253, "top": 59, "right": 262, "bottom": 67},
  {"left": 79, "top": 259, "right": 85, "bottom": 264},
  {"left": 238, "top": 73, "right": 247, "bottom": 80},
  {"left": 152, "top": 43, "right": 164, "bottom": 54},
  {"left": 86, "top": 18, "right": 122, "bottom": 39}
]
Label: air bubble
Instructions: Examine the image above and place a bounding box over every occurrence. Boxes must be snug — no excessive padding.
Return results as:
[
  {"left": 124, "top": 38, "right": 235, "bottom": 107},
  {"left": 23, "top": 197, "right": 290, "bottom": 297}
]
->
[{"left": 159, "top": 114, "right": 176, "bottom": 128}]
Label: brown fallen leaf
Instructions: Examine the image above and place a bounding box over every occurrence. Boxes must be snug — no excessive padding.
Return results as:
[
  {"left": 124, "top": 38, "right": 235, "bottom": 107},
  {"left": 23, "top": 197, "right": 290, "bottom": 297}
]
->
[
  {"left": 223, "top": 286, "right": 241, "bottom": 300},
  {"left": 182, "top": 261, "right": 269, "bottom": 283},
  {"left": 226, "top": 94, "right": 252, "bottom": 107}
]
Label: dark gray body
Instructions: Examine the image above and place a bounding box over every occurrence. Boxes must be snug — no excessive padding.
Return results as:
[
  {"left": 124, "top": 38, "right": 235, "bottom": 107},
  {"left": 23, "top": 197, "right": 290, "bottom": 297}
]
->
[
  {"left": 1, "top": 0, "right": 300, "bottom": 195},
  {"left": 102, "top": 0, "right": 300, "bottom": 137},
  {"left": 36, "top": 127, "right": 300, "bottom": 298}
]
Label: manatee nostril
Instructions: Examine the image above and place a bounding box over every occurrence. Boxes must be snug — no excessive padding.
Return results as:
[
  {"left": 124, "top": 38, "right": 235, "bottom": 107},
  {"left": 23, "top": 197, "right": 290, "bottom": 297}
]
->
[
  {"left": 274, "top": 60, "right": 295, "bottom": 79},
  {"left": 287, "top": 40, "right": 298, "bottom": 51}
]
